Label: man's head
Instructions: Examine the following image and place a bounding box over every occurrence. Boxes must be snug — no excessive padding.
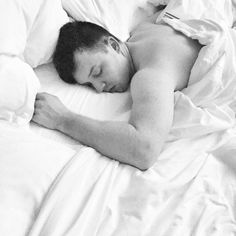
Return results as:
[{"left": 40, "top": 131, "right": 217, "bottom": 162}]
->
[{"left": 53, "top": 21, "right": 133, "bottom": 93}]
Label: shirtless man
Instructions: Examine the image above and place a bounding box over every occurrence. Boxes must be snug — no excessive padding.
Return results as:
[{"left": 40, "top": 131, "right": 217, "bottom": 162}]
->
[{"left": 32, "top": 14, "right": 202, "bottom": 170}]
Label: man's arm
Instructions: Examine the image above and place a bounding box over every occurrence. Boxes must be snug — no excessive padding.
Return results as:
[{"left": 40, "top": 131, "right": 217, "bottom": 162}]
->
[{"left": 33, "top": 68, "right": 175, "bottom": 170}]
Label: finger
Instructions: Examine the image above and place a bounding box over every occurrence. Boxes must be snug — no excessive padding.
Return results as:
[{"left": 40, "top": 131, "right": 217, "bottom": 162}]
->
[
  {"left": 40, "top": 92, "right": 52, "bottom": 96},
  {"left": 31, "top": 112, "right": 39, "bottom": 122},
  {"left": 36, "top": 93, "right": 46, "bottom": 100},
  {"left": 37, "top": 92, "right": 58, "bottom": 101},
  {"left": 32, "top": 117, "right": 42, "bottom": 126},
  {"left": 32, "top": 108, "right": 40, "bottom": 118},
  {"left": 36, "top": 92, "right": 53, "bottom": 99},
  {"left": 33, "top": 105, "right": 40, "bottom": 113},
  {"left": 34, "top": 100, "right": 44, "bottom": 109}
]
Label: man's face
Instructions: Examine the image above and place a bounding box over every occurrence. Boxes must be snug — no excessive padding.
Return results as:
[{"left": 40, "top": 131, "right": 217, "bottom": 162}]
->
[{"left": 73, "top": 46, "right": 131, "bottom": 93}]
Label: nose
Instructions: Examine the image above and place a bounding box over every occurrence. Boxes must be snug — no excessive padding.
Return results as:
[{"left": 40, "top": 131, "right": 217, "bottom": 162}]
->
[{"left": 93, "top": 81, "right": 106, "bottom": 93}]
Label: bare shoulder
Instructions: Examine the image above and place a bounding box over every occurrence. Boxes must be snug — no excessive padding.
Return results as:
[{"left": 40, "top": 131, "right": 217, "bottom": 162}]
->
[
  {"left": 128, "top": 22, "right": 202, "bottom": 91},
  {"left": 130, "top": 68, "right": 175, "bottom": 101}
]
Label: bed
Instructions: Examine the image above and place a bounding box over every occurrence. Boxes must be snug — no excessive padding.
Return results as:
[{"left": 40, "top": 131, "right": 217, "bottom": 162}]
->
[{"left": 1, "top": 0, "right": 236, "bottom": 235}]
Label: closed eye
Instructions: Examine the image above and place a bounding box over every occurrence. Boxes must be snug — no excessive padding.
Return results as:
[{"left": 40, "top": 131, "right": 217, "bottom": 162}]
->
[{"left": 92, "top": 67, "right": 102, "bottom": 78}]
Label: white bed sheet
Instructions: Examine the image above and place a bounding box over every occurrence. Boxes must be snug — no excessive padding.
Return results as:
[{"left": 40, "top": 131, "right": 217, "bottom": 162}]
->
[
  {"left": 0, "top": 122, "right": 76, "bottom": 236},
  {"left": 27, "top": 130, "right": 236, "bottom": 236},
  {"left": 1, "top": 0, "right": 236, "bottom": 235},
  {"left": 1, "top": 118, "right": 236, "bottom": 236}
]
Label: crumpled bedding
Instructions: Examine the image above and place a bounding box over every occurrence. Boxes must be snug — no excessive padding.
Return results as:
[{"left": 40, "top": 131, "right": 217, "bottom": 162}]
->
[
  {"left": 0, "top": 122, "right": 76, "bottom": 236},
  {"left": 0, "top": 0, "right": 68, "bottom": 125},
  {"left": 161, "top": 16, "right": 236, "bottom": 139},
  {"left": 27, "top": 128, "right": 236, "bottom": 236},
  {"left": 0, "top": 56, "right": 40, "bottom": 124},
  {"left": 150, "top": 0, "right": 236, "bottom": 27},
  {"left": 1, "top": 0, "right": 236, "bottom": 236},
  {"left": 1, "top": 123, "right": 236, "bottom": 236}
]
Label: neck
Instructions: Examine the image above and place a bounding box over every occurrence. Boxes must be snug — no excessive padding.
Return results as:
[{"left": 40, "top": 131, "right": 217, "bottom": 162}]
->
[{"left": 120, "top": 42, "right": 135, "bottom": 78}]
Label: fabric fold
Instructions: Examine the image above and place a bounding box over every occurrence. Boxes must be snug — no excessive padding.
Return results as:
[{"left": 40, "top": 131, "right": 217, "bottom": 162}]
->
[{"left": 158, "top": 17, "right": 236, "bottom": 139}]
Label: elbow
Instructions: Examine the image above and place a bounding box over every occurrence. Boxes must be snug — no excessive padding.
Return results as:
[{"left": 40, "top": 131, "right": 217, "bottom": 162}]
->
[
  {"left": 137, "top": 155, "right": 157, "bottom": 171},
  {"left": 134, "top": 140, "right": 161, "bottom": 171}
]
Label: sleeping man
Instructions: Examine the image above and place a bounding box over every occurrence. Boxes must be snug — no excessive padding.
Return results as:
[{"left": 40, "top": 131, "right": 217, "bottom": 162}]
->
[{"left": 32, "top": 14, "right": 202, "bottom": 170}]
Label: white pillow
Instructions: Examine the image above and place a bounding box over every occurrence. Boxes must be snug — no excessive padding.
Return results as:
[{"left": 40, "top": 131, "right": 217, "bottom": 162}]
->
[
  {"left": 0, "top": 0, "right": 69, "bottom": 125},
  {"left": 0, "top": 56, "right": 40, "bottom": 125},
  {"left": 62, "top": 0, "right": 157, "bottom": 41},
  {"left": 0, "top": 0, "right": 69, "bottom": 68},
  {"left": 24, "top": 0, "right": 69, "bottom": 67},
  {"left": 0, "top": 0, "right": 28, "bottom": 57}
]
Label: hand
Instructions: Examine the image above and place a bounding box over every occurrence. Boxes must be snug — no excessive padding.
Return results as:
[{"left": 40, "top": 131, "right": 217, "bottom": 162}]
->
[{"left": 32, "top": 92, "right": 70, "bottom": 130}]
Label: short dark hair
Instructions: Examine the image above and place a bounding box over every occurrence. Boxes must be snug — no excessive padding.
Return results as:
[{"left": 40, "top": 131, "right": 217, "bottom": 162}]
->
[{"left": 53, "top": 21, "right": 120, "bottom": 84}]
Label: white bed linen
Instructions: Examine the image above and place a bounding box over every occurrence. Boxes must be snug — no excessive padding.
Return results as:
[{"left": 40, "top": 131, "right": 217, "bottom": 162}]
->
[
  {"left": 0, "top": 122, "right": 76, "bottom": 236},
  {"left": 161, "top": 17, "right": 236, "bottom": 139},
  {"left": 151, "top": 0, "right": 236, "bottom": 27},
  {"left": 27, "top": 128, "right": 236, "bottom": 236},
  {"left": 62, "top": 0, "right": 157, "bottom": 41},
  {"left": 1, "top": 1, "right": 236, "bottom": 235},
  {"left": 0, "top": 0, "right": 69, "bottom": 125},
  {"left": 1, "top": 117, "right": 236, "bottom": 236},
  {"left": 0, "top": 56, "right": 39, "bottom": 125}
]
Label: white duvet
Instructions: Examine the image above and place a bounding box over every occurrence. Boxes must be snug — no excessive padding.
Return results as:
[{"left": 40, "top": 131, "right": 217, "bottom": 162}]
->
[
  {"left": 1, "top": 0, "right": 236, "bottom": 235},
  {"left": 27, "top": 130, "right": 236, "bottom": 236},
  {"left": 1, "top": 119, "right": 236, "bottom": 235}
]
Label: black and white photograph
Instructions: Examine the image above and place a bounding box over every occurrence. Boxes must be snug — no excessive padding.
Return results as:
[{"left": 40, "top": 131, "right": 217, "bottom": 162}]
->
[{"left": 1, "top": 0, "right": 236, "bottom": 235}]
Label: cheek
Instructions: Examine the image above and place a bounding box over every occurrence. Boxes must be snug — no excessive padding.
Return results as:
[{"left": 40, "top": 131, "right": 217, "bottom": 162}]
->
[
  {"left": 104, "top": 66, "right": 119, "bottom": 82},
  {"left": 120, "top": 66, "right": 130, "bottom": 83},
  {"left": 104, "top": 60, "right": 128, "bottom": 84}
]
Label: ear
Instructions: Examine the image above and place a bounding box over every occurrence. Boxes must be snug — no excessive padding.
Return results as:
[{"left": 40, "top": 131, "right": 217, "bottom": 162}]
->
[{"left": 108, "top": 36, "right": 120, "bottom": 52}]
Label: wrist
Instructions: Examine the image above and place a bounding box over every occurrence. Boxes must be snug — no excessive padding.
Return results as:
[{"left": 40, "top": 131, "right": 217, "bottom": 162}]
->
[{"left": 55, "top": 111, "right": 72, "bottom": 132}]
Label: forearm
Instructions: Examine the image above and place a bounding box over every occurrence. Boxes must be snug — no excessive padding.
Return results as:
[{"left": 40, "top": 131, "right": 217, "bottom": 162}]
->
[{"left": 57, "top": 113, "right": 153, "bottom": 169}]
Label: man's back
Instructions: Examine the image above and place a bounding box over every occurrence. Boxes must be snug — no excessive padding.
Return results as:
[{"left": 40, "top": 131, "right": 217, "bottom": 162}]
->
[{"left": 127, "top": 21, "right": 202, "bottom": 91}]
